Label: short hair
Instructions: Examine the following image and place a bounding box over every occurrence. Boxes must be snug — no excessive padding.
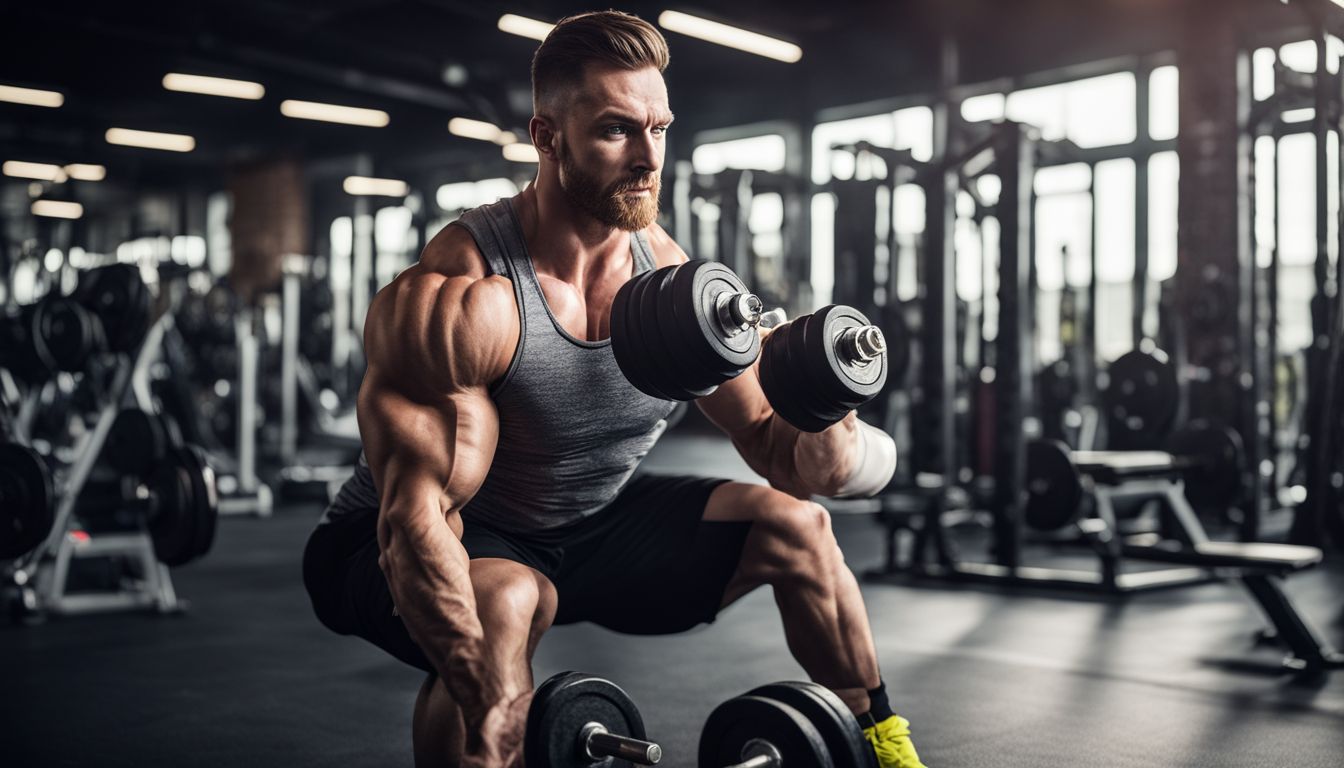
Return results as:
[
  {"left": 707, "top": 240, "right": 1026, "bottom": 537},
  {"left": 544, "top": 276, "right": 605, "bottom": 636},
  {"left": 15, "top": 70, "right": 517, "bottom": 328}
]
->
[{"left": 531, "top": 10, "right": 670, "bottom": 113}]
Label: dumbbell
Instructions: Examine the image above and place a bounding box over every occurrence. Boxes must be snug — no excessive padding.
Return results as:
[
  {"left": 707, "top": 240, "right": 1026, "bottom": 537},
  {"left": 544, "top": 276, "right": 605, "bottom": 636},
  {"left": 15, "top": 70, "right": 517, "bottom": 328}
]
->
[
  {"left": 75, "top": 445, "right": 219, "bottom": 567},
  {"left": 0, "top": 443, "right": 56, "bottom": 560},
  {"left": 758, "top": 306, "right": 888, "bottom": 433},
  {"left": 103, "top": 408, "right": 178, "bottom": 479},
  {"left": 526, "top": 671, "right": 663, "bottom": 767},
  {"left": 610, "top": 260, "right": 892, "bottom": 432},
  {"left": 75, "top": 263, "right": 155, "bottom": 354},
  {"left": 699, "top": 681, "right": 876, "bottom": 768},
  {"left": 33, "top": 296, "right": 106, "bottom": 372}
]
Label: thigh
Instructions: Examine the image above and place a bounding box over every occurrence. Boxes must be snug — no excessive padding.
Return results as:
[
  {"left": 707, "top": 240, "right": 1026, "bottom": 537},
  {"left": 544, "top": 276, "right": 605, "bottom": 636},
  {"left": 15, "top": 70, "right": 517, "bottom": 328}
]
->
[
  {"left": 304, "top": 513, "right": 561, "bottom": 673},
  {"left": 552, "top": 474, "right": 750, "bottom": 634}
]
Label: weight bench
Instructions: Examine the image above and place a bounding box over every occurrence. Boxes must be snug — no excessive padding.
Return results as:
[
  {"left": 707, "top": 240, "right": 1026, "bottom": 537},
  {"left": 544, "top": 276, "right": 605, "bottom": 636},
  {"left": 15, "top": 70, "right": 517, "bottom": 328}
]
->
[{"left": 1036, "top": 441, "right": 1344, "bottom": 676}]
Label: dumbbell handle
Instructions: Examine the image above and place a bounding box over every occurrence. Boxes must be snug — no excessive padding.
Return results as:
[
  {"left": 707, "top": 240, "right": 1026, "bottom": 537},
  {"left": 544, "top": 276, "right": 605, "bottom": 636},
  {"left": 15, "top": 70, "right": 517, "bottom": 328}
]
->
[{"left": 580, "top": 723, "right": 663, "bottom": 764}]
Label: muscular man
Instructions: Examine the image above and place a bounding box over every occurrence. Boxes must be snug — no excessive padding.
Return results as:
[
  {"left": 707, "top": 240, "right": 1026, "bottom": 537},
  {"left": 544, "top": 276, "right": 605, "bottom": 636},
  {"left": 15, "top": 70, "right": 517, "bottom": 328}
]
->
[{"left": 302, "top": 11, "right": 925, "bottom": 768}]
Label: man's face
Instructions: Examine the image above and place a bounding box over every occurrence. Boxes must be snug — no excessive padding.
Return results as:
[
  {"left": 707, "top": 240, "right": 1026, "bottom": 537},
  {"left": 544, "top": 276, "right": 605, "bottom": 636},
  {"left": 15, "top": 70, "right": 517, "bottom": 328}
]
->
[{"left": 553, "top": 65, "right": 672, "bottom": 232}]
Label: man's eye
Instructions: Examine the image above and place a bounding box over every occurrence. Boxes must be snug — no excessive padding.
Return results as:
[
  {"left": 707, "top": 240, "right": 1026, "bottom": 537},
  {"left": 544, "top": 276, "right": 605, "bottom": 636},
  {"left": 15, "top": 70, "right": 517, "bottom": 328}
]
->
[
  {"left": 605, "top": 125, "right": 628, "bottom": 136},
  {"left": 652, "top": 125, "right": 668, "bottom": 136}
]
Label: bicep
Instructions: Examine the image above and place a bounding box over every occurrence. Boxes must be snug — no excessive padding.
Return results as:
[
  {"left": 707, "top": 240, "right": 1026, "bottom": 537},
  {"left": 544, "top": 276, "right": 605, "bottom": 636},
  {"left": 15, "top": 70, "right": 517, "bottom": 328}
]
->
[{"left": 358, "top": 371, "right": 500, "bottom": 522}]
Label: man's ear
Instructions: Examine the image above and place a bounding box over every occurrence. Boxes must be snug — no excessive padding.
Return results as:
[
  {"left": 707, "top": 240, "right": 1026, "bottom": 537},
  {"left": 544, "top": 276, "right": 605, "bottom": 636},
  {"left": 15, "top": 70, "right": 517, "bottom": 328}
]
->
[{"left": 530, "top": 115, "right": 559, "bottom": 160}]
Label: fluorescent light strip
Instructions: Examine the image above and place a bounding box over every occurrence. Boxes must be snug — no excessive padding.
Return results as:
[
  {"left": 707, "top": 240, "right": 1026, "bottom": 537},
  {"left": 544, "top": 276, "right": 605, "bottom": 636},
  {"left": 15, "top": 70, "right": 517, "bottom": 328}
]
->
[
  {"left": 658, "top": 11, "right": 802, "bottom": 63},
  {"left": 449, "top": 117, "right": 503, "bottom": 142},
  {"left": 280, "top": 99, "right": 389, "bottom": 127},
  {"left": 502, "top": 143, "right": 540, "bottom": 163},
  {"left": 0, "top": 84, "right": 64, "bottom": 108},
  {"left": 32, "top": 200, "right": 83, "bottom": 219},
  {"left": 106, "top": 127, "right": 196, "bottom": 152},
  {"left": 343, "top": 176, "right": 409, "bottom": 196},
  {"left": 493, "top": 132, "right": 518, "bottom": 146},
  {"left": 4, "top": 160, "right": 66, "bottom": 181},
  {"left": 64, "top": 164, "right": 106, "bottom": 181},
  {"left": 1282, "top": 107, "right": 1316, "bottom": 123},
  {"left": 163, "top": 73, "right": 265, "bottom": 100},
  {"left": 498, "top": 14, "right": 554, "bottom": 41}
]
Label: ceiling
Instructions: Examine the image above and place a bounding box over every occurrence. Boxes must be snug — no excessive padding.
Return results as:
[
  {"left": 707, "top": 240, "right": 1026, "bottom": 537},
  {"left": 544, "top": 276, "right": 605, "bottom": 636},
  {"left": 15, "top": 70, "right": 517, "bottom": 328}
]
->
[{"left": 0, "top": 0, "right": 1326, "bottom": 204}]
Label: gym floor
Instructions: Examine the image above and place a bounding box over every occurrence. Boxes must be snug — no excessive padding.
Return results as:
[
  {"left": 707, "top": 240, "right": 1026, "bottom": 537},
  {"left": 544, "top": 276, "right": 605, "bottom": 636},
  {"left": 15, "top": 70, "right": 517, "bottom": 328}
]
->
[{"left": 3, "top": 432, "right": 1342, "bottom": 768}]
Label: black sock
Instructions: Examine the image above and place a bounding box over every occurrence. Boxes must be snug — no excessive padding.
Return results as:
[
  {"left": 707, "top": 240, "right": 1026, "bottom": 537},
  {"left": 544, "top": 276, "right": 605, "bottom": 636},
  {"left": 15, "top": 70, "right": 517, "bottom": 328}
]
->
[{"left": 864, "top": 680, "right": 895, "bottom": 723}]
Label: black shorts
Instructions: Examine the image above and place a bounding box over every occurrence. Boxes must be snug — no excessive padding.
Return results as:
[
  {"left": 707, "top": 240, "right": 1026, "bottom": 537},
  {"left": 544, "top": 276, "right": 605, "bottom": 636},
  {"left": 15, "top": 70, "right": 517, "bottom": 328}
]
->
[{"left": 302, "top": 474, "right": 750, "bottom": 673}]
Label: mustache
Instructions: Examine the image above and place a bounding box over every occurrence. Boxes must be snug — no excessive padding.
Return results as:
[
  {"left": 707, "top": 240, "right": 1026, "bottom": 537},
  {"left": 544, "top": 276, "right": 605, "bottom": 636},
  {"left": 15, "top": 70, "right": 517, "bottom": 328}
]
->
[{"left": 611, "top": 175, "right": 659, "bottom": 194}]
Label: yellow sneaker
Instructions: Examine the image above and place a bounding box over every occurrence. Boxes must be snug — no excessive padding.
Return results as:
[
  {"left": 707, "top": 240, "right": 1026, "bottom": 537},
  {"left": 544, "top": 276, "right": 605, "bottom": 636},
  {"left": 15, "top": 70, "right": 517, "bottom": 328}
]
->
[{"left": 863, "top": 714, "right": 927, "bottom": 768}]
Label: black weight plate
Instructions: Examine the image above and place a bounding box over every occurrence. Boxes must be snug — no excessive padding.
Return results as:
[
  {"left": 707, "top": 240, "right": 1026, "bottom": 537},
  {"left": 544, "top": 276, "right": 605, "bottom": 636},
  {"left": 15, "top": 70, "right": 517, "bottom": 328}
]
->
[
  {"left": 624, "top": 268, "right": 680, "bottom": 400},
  {"left": 526, "top": 671, "right": 648, "bottom": 768},
  {"left": 0, "top": 305, "right": 51, "bottom": 383},
  {"left": 806, "top": 305, "right": 886, "bottom": 404},
  {"left": 1023, "top": 439, "right": 1086, "bottom": 531},
  {"left": 1103, "top": 349, "right": 1179, "bottom": 449},
  {"left": 1164, "top": 422, "right": 1244, "bottom": 512},
  {"left": 656, "top": 263, "right": 729, "bottom": 394},
  {"left": 699, "top": 694, "right": 832, "bottom": 768},
  {"left": 147, "top": 451, "right": 199, "bottom": 567},
  {"left": 672, "top": 260, "right": 760, "bottom": 376},
  {"left": 81, "top": 264, "right": 153, "bottom": 352},
  {"left": 611, "top": 270, "right": 664, "bottom": 399},
  {"left": 759, "top": 322, "right": 814, "bottom": 431},
  {"left": 749, "top": 682, "right": 877, "bottom": 768},
  {"left": 0, "top": 443, "right": 55, "bottom": 559},
  {"left": 789, "top": 314, "right": 855, "bottom": 428},
  {"left": 105, "top": 409, "right": 169, "bottom": 478},
  {"left": 34, "top": 298, "right": 100, "bottom": 372},
  {"left": 643, "top": 264, "right": 714, "bottom": 399},
  {"left": 174, "top": 445, "right": 219, "bottom": 559}
]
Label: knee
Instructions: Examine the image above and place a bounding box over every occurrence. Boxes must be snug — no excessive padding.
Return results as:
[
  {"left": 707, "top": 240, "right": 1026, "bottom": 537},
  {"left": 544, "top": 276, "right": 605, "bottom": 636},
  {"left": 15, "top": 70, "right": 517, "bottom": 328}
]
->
[
  {"left": 476, "top": 569, "right": 557, "bottom": 641},
  {"left": 759, "top": 498, "right": 843, "bottom": 581}
]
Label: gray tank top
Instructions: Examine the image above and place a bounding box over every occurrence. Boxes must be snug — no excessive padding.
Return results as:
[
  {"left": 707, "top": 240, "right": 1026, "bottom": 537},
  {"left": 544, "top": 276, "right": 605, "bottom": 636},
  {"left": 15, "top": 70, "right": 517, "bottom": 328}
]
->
[{"left": 321, "top": 197, "right": 675, "bottom": 531}]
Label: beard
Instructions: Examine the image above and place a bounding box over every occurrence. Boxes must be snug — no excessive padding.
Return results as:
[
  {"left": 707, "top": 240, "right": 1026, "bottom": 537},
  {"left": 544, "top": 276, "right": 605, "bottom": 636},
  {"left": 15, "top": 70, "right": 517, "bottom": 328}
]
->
[{"left": 557, "top": 141, "right": 660, "bottom": 231}]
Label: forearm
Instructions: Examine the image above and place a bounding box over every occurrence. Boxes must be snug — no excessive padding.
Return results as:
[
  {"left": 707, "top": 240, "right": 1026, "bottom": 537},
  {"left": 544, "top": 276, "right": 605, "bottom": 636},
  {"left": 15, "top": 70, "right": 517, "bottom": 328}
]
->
[{"left": 377, "top": 500, "right": 502, "bottom": 715}]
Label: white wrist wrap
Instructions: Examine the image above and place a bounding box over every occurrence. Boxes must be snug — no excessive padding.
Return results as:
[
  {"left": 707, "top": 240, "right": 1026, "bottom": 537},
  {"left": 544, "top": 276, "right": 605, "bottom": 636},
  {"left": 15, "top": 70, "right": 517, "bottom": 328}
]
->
[{"left": 834, "top": 420, "right": 897, "bottom": 498}]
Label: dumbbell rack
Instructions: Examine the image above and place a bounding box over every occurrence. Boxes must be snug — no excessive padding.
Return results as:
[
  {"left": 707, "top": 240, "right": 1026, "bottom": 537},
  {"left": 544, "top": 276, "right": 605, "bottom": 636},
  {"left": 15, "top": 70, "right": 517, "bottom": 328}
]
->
[
  {"left": 8, "top": 314, "right": 185, "bottom": 617},
  {"left": 214, "top": 307, "right": 274, "bottom": 517}
]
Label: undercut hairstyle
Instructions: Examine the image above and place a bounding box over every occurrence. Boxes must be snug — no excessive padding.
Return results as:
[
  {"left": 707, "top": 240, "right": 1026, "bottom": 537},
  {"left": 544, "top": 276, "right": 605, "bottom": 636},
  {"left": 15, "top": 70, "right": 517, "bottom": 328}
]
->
[{"left": 531, "top": 10, "right": 670, "bottom": 114}]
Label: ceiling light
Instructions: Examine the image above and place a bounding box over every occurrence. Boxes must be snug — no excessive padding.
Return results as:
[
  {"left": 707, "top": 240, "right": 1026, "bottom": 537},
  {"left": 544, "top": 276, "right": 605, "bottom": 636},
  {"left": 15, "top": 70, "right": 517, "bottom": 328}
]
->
[
  {"left": 493, "top": 132, "right": 518, "bottom": 146},
  {"left": 64, "top": 164, "right": 106, "bottom": 181},
  {"left": 503, "top": 143, "right": 540, "bottom": 163},
  {"left": 163, "top": 73, "right": 265, "bottom": 100},
  {"left": 32, "top": 200, "right": 83, "bottom": 219},
  {"left": 657, "top": 11, "right": 802, "bottom": 63},
  {"left": 106, "top": 128, "right": 196, "bottom": 152},
  {"left": 498, "top": 14, "right": 554, "bottom": 41},
  {"left": 4, "top": 160, "right": 66, "bottom": 182},
  {"left": 1282, "top": 107, "right": 1315, "bottom": 123},
  {"left": 0, "top": 83, "right": 64, "bottom": 108},
  {"left": 449, "top": 117, "right": 503, "bottom": 142},
  {"left": 280, "top": 100, "right": 389, "bottom": 127},
  {"left": 343, "top": 176, "right": 410, "bottom": 196}
]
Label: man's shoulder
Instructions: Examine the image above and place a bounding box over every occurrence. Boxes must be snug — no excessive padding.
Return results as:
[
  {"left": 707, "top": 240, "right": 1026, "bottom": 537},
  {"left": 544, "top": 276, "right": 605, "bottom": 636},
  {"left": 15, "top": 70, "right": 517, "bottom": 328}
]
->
[{"left": 643, "top": 222, "right": 690, "bottom": 269}]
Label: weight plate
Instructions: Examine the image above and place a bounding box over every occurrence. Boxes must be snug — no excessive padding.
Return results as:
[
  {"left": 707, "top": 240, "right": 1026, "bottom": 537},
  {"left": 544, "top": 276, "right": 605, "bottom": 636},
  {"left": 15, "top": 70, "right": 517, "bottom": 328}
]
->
[
  {"left": 174, "top": 445, "right": 219, "bottom": 559},
  {"left": 0, "top": 443, "right": 55, "bottom": 559},
  {"left": 748, "top": 682, "right": 877, "bottom": 768},
  {"left": 656, "top": 263, "right": 729, "bottom": 395},
  {"left": 760, "top": 320, "right": 818, "bottom": 432},
  {"left": 105, "top": 409, "right": 169, "bottom": 478},
  {"left": 81, "top": 264, "right": 153, "bottom": 352},
  {"left": 672, "top": 260, "right": 760, "bottom": 377},
  {"left": 611, "top": 269, "right": 664, "bottom": 400},
  {"left": 642, "top": 264, "right": 712, "bottom": 400},
  {"left": 147, "top": 450, "right": 200, "bottom": 567},
  {"left": 1023, "top": 439, "right": 1086, "bottom": 531},
  {"left": 698, "top": 694, "right": 832, "bottom": 768},
  {"left": 526, "top": 671, "right": 648, "bottom": 768},
  {"left": 0, "top": 305, "right": 52, "bottom": 383},
  {"left": 1164, "top": 422, "right": 1244, "bottom": 512},
  {"left": 806, "top": 305, "right": 886, "bottom": 404},
  {"left": 789, "top": 313, "right": 855, "bottom": 428},
  {"left": 34, "top": 298, "right": 101, "bottom": 372},
  {"left": 1103, "top": 349, "right": 1179, "bottom": 449},
  {"left": 625, "top": 267, "right": 681, "bottom": 400}
]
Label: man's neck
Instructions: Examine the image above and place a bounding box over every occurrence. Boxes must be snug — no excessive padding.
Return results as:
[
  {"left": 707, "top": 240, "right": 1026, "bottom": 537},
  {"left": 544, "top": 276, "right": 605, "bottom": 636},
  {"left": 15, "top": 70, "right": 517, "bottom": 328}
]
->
[{"left": 516, "top": 180, "right": 633, "bottom": 285}]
